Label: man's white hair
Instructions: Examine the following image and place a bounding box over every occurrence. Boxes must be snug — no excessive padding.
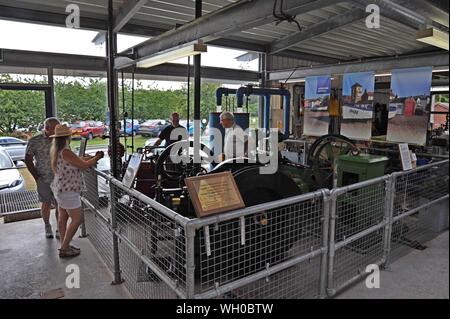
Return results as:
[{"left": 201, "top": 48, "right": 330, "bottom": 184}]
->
[
  {"left": 44, "top": 117, "right": 60, "bottom": 129},
  {"left": 219, "top": 111, "right": 234, "bottom": 122}
]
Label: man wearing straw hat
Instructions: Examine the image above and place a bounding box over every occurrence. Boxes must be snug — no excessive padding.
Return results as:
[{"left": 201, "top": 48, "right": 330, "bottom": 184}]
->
[{"left": 25, "top": 117, "right": 60, "bottom": 239}]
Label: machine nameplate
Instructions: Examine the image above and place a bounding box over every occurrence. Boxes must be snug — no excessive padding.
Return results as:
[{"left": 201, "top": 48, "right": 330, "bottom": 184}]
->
[{"left": 185, "top": 171, "right": 245, "bottom": 217}]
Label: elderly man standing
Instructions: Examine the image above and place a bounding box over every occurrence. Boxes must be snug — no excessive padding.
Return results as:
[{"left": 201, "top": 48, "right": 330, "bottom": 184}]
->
[
  {"left": 219, "top": 111, "right": 247, "bottom": 161},
  {"left": 25, "top": 117, "right": 60, "bottom": 238}
]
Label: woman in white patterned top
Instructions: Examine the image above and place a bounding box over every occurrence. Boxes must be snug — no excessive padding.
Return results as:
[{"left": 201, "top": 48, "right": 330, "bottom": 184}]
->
[{"left": 50, "top": 124, "right": 104, "bottom": 258}]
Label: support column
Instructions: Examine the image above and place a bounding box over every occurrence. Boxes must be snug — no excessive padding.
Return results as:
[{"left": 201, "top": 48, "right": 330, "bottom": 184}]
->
[
  {"left": 193, "top": 0, "right": 202, "bottom": 125},
  {"left": 258, "top": 53, "right": 267, "bottom": 129},
  {"left": 107, "top": 0, "right": 123, "bottom": 286},
  {"left": 107, "top": 0, "right": 120, "bottom": 179},
  {"left": 47, "top": 67, "right": 56, "bottom": 117},
  {"left": 193, "top": 0, "right": 202, "bottom": 166}
]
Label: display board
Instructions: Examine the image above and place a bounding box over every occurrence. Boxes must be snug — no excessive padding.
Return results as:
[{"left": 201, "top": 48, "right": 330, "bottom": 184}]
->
[
  {"left": 303, "top": 75, "right": 331, "bottom": 136},
  {"left": 398, "top": 143, "right": 413, "bottom": 171},
  {"left": 185, "top": 171, "right": 245, "bottom": 217},
  {"left": 387, "top": 67, "right": 432, "bottom": 145},
  {"left": 430, "top": 93, "right": 449, "bottom": 129},
  {"left": 341, "top": 71, "right": 375, "bottom": 140},
  {"left": 122, "top": 153, "right": 143, "bottom": 188}
]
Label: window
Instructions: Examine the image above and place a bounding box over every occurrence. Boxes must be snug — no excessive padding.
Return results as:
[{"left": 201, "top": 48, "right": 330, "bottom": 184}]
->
[{"left": 0, "top": 151, "right": 13, "bottom": 169}]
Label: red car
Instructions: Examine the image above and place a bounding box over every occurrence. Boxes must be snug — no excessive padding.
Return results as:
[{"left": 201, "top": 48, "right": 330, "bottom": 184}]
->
[{"left": 70, "top": 121, "right": 105, "bottom": 140}]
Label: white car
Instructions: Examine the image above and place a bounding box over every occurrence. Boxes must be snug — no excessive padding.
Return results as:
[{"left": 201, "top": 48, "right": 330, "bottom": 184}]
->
[
  {"left": 0, "top": 137, "right": 27, "bottom": 163},
  {"left": 0, "top": 148, "right": 25, "bottom": 194}
]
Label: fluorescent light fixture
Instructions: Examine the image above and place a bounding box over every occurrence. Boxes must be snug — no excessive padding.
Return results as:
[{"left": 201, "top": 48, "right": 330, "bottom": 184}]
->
[
  {"left": 431, "top": 86, "right": 449, "bottom": 92},
  {"left": 280, "top": 77, "right": 334, "bottom": 84},
  {"left": 136, "top": 42, "right": 207, "bottom": 68},
  {"left": 375, "top": 73, "right": 392, "bottom": 77},
  {"left": 280, "top": 78, "right": 305, "bottom": 83},
  {"left": 433, "top": 67, "right": 449, "bottom": 73},
  {"left": 416, "top": 28, "right": 449, "bottom": 50}
]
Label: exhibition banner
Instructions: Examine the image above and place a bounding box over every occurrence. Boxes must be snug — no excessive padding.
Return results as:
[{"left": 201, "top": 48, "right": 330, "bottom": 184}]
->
[
  {"left": 304, "top": 75, "right": 331, "bottom": 136},
  {"left": 387, "top": 67, "right": 432, "bottom": 145},
  {"left": 340, "top": 71, "right": 375, "bottom": 140}
]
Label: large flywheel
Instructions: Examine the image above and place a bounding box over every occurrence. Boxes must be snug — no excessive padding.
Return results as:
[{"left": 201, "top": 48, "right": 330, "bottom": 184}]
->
[{"left": 307, "top": 134, "right": 359, "bottom": 189}]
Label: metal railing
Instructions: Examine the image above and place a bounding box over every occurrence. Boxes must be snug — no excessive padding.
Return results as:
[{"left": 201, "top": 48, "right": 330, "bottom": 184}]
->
[
  {"left": 327, "top": 176, "right": 391, "bottom": 296},
  {"left": 388, "top": 160, "right": 449, "bottom": 264},
  {"left": 187, "top": 189, "right": 329, "bottom": 299},
  {"left": 81, "top": 159, "right": 449, "bottom": 299}
]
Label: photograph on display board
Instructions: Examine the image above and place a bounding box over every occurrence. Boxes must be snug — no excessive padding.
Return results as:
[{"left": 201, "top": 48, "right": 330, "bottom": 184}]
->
[
  {"left": 387, "top": 67, "right": 432, "bottom": 145},
  {"left": 303, "top": 75, "right": 331, "bottom": 136},
  {"left": 430, "top": 93, "right": 449, "bottom": 130},
  {"left": 341, "top": 71, "right": 375, "bottom": 140}
]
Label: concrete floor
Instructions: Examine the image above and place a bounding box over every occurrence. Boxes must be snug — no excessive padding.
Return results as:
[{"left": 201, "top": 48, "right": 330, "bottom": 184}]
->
[
  {"left": 337, "top": 231, "right": 449, "bottom": 299},
  {"left": 0, "top": 214, "right": 130, "bottom": 299},
  {"left": 0, "top": 213, "right": 448, "bottom": 299}
]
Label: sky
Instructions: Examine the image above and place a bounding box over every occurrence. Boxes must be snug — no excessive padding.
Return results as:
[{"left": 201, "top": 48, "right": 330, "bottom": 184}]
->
[
  {"left": 0, "top": 20, "right": 259, "bottom": 90},
  {"left": 305, "top": 75, "right": 331, "bottom": 99},
  {"left": 343, "top": 72, "right": 375, "bottom": 96},
  {"left": 391, "top": 67, "right": 433, "bottom": 97}
]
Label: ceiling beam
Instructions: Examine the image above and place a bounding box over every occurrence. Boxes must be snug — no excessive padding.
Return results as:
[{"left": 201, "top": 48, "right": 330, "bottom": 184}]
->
[
  {"left": 0, "top": 49, "right": 259, "bottom": 82},
  {"left": 397, "top": 0, "right": 449, "bottom": 28},
  {"left": 0, "top": 5, "right": 165, "bottom": 36},
  {"left": 269, "top": 8, "right": 366, "bottom": 55},
  {"left": 0, "top": 4, "right": 343, "bottom": 64},
  {"left": 351, "top": 0, "right": 447, "bottom": 31},
  {"left": 114, "top": 0, "right": 149, "bottom": 33},
  {"left": 130, "top": 0, "right": 344, "bottom": 63},
  {"left": 272, "top": 50, "right": 341, "bottom": 64},
  {"left": 268, "top": 51, "right": 449, "bottom": 80}
]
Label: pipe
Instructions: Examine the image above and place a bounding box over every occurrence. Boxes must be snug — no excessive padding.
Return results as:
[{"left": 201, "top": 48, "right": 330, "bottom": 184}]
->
[
  {"left": 264, "top": 94, "right": 270, "bottom": 134},
  {"left": 236, "top": 86, "right": 291, "bottom": 138},
  {"left": 215, "top": 87, "right": 237, "bottom": 109}
]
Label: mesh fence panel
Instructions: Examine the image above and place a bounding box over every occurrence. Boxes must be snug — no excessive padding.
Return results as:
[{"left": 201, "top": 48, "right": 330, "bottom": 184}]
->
[
  {"left": 196, "top": 196, "right": 325, "bottom": 298},
  {"left": 82, "top": 168, "right": 188, "bottom": 298},
  {"left": 331, "top": 180, "right": 387, "bottom": 292},
  {"left": 111, "top": 182, "right": 187, "bottom": 294},
  {"left": 393, "top": 161, "right": 449, "bottom": 217},
  {"left": 218, "top": 255, "right": 322, "bottom": 299},
  {"left": 82, "top": 169, "right": 114, "bottom": 271},
  {"left": 118, "top": 237, "right": 178, "bottom": 299},
  {"left": 83, "top": 204, "right": 114, "bottom": 271},
  {"left": 390, "top": 160, "right": 449, "bottom": 261}
]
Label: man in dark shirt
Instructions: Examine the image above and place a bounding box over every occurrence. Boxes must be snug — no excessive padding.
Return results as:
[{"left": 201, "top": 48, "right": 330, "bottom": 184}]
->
[{"left": 153, "top": 112, "right": 186, "bottom": 147}]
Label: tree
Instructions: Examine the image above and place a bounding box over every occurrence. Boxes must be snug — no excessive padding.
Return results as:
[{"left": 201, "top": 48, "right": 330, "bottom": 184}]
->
[
  {"left": 55, "top": 78, "right": 108, "bottom": 123},
  {"left": 0, "top": 74, "right": 260, "bottom": 133},
  {"left": 0, "top": 75, "right": 45, "bottom": 133}
]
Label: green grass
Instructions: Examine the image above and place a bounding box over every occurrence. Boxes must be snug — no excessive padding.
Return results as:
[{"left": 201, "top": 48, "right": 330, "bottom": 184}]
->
[{"left": 70, "top": 135, "right": 150, "bottom": 153}]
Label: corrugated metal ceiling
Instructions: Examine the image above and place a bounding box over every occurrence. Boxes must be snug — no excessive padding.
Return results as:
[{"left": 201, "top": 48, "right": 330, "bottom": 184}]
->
[{"left": 0, "top": 0, "right": 436, "bottom": 62}]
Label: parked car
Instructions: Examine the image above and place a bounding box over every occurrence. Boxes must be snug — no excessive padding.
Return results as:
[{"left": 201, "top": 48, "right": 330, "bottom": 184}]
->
[
  {"left": 139, "top": 119, "right": 167, "bottom": 137},
  {"left": 71, "top": 121, "right": 105, "bottom": 140},
  {"left": 0, "top": 137, "right": 27, "bottom": 162},
  {"left": 0, "top": 148, "right": 25, "bottom": 194},
  {"left": 120, "top": 119, "right": 140, "bottom": 136}
]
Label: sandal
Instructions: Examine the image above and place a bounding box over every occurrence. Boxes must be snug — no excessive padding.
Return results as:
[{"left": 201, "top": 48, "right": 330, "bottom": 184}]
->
[
  {"left": 70, "top": 245, "right": 81, "bottom": 252},
  {"left": 59, "top": 247, "right": 80, "bottom": 258}
]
